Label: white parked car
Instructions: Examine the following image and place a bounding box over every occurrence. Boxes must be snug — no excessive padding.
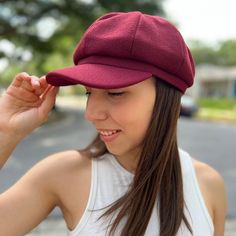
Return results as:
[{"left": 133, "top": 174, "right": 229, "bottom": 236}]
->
[{"left": 180, "top": 95, "right": 198, "bottom": 117}]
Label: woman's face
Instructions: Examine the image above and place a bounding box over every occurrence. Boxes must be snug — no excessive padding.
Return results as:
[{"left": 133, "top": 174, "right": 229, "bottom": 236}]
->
[{"left": 84, "top": 77, "right": 156, "bottom": 159}]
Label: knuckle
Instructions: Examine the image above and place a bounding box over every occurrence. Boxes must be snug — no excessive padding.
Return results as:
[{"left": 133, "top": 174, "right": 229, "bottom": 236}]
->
[
  {"left": 15, "top": 72, "right": 28, "bottom": 79},
  {"left": 31, "top": 75, "right": 39, "bottom": 80}
]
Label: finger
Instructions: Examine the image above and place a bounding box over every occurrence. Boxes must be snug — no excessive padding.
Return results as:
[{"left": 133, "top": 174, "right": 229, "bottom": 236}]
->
[
  {"left": 33, "top": 76, "right": 48, "bottom": 96},
  {"left": 39, "top": 76, "right": 48, "bottom": 89},
  {"left": 39, "top": 75, "right": 46, "bottom": 82},
  {"left": 11, "top": 72, "right": 31, "bottom": 87},
  {"left": 7, "top": 74, "right": 39, "bottom": 102},
  {"left": 40, "top": 84, "right": 51, "bottom": 100},
  {"left": 21, "top": 79, "right": 35, "bottom": 92},
  {"left": 28, "top": 75, "right": 45, "bottom": 96},
  {"left": 41, "top": 85, "right": 59, "bottom": 101},
  {"left": 10, "top": 74, "right": 40, "bottom": 94},
  {"left": 7, "top": 85, "right": 40, "bottom": 103},
  {"left": 40, "top": 86, "right": 59, "bottom": 116},
  {"left": 30, "top": 76, "right": 41, "bottom": 90}
]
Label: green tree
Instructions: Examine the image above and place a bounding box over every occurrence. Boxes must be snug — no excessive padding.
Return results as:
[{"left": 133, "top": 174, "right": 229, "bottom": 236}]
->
[
  {"left": 190, "top": 40, "right": 218, "bottom": 65},
  {"left": 190, "top": 39, "right": 236, "bottom": 66},
  {"left": 217, "top": 40, "right": 236, "bottom": 66},
  {"left": 0, "top": 0, "right": 164, "bottom": 86}
]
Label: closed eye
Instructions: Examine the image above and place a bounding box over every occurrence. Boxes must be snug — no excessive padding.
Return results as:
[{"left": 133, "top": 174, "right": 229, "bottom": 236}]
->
[
  {"left": 108, "top": 92, "right": 124, "bottom": 96},
  {"left": 85, "top": 91, "right": 124, "bottom": 97}
]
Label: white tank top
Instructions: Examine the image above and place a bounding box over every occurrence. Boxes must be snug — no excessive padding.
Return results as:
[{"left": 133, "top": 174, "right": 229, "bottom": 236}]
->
[{"left": 67, "top": 148, "right": 214, "bottom": 236}]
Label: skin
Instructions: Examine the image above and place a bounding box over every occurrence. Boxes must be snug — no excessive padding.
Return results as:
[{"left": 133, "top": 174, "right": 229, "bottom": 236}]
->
[
  {"left": 84, "top": 78, "right": 156, "bottom": 173},
  {"left": 0, "top": 73, "right": 227, "bottom": 235}
]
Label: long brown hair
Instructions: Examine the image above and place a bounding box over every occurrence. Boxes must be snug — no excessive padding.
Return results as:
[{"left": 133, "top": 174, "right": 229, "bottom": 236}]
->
[{"left": 80, "top": 78, "right": 192, "bottom": 236}]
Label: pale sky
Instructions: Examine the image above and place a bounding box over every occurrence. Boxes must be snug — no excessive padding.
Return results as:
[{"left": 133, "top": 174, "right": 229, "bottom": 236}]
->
[{"left": 163, "top": 0, "right": 236, "bottom": 45}]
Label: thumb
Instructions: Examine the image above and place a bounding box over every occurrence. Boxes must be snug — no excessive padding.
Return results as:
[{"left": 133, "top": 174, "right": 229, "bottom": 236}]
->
[{"left": 40, "top": 86, "right": 59, "bottom": 117}]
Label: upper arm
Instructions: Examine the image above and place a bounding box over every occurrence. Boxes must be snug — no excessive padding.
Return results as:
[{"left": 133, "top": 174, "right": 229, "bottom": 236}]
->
[
  {"left": 0, "top": 153, "right": 63, "bottom": 235},
  {"left": 193, "top": 160, "right": 227, "bottom": 236},
  {"left": 210, "top": 169, "right": 227, "bottom": 236}
]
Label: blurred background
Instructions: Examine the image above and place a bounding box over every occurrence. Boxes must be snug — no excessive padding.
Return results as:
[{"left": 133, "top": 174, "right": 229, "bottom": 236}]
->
[
  {"left": 1, "top": 0, "right": 236, "bottom": 120},
  {"left": 0, "top": 0, "right": 235, "bottom": 235}
]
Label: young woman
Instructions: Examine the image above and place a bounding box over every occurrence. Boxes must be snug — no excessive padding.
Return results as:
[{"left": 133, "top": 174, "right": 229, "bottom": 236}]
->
[{"left": 0, "top": 12, "right": 226, "bottom": 236}]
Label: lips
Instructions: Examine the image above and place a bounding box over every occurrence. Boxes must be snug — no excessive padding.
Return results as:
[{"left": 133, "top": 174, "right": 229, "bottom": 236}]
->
[{"left": 97, "top": 129, "right": 122, "bottom": 142}]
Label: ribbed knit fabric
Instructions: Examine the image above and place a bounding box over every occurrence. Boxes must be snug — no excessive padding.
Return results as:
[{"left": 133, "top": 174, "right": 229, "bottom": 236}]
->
[{"left": 67, "top": 148, "right": 214, "bottom": 236}]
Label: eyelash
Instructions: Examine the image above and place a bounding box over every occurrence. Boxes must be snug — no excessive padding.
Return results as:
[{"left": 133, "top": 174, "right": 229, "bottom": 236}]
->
[
  {"left": 85, "top": 92, "right": 124, "bottom": 97},
  {"left": 108, "top": 92, "right": 124, "bottom": 96}
]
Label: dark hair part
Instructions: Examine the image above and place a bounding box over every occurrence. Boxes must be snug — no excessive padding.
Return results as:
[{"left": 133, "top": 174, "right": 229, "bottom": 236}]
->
[{"left": 80, "top": 78, "right": 192, "bottom": 236}]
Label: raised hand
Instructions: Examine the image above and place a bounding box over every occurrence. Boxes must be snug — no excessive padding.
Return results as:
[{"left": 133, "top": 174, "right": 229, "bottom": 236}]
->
[{"left": 0, "top": 72, "right": 59, "bottom": 138}]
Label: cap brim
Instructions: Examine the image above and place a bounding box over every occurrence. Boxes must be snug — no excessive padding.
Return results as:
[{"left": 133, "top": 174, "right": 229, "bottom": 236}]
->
[{"left": 46, "top": 63, "right": 152, "bottom": 89}]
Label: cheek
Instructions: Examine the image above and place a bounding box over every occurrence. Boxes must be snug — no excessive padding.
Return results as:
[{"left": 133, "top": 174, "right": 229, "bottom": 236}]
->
[
  {"left": 133, "top": 105, "right": 153, "bottom": 137},
  {"left": 113, "top": 102, "right": 153, "bottom": 138}
]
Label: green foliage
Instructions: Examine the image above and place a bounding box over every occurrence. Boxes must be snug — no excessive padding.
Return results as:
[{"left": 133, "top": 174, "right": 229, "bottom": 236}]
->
[
  {"left": 96, "top": 0, "right": 163, "bottom": 14},
  {"left": 190, "top": 41, "right": 218, "bottom": 64},
  {"left": 217, "top": 40, "right": 236, "bottom": 65},
  {"left": 0, "top": 63, "right": 22, "bottom": 86},
  {"left": 69, "top": 85, "right": 86, "bottom": 95},
  {"left": 190, "top": 39, "right": 236, "bottom": 66},
  {"left": 197, "top": 98, "right": 236, "bottom": 110},
  {"left": 0, "top": 0, "right": 164, "bottom": 86}
]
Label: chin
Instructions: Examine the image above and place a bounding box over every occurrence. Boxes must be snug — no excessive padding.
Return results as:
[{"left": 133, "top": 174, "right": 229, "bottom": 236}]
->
[{"left": 105, "top": 146, "right": 124, "bottom": 157}]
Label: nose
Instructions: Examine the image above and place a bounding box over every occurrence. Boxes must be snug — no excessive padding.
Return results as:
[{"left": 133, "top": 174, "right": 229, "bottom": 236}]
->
[{"left": 84, "top": 94, "right": 108, "bottom": 122}]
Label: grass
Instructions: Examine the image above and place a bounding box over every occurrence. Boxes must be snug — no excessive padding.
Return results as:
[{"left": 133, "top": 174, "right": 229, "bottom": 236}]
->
[
  {"left": 197, "top": 98, "right": 236, "bottom": 110},
  {"left": 196, "top": 98, "right": 236, "bottom": 123}
]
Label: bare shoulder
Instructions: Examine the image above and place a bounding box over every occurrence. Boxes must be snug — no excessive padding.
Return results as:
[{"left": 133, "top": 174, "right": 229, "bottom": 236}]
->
[
  {"left": 192, "top": 159, "right": 225, "bottom": 193},
  {"left": 192, "top": 158, "right": 227, "bottom": 235},
  {"left": 25, "top": 150, "right": 92, "bottom": 196},
  {"left": 41, "top": 150, "right": 93, "bottom": 228},
  {"left": 40, "top": 149, "right": 91, "bottom": 173}
]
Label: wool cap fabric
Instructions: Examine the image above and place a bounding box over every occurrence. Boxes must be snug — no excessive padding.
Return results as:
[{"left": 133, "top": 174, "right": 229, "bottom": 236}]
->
[{"left": 46, "top": 11, "right": 195, "bottom": 93}]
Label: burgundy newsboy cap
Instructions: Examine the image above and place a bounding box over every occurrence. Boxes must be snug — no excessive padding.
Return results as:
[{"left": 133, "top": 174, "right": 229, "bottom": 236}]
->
[{"left": 46, "top": 11, "right": 195, "bottom": 93}]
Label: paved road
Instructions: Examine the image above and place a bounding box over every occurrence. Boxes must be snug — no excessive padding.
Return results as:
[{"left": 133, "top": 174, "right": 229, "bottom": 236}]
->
[
  {"left": 1, "top": 104, "right": 235, "bottom": 234},
  {"left": 178, "top": 117, "right": 236, "bottom": 219}
]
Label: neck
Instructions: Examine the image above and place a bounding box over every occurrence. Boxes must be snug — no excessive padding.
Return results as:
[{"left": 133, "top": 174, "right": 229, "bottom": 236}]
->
[{"left": 114, "top": 148, "right": 141, "bottom": 174}]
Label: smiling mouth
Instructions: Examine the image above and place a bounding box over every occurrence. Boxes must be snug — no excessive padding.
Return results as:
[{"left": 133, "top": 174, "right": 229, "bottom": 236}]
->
[{"left": 98, "top": 129, "right": 121, "bottom": 136}]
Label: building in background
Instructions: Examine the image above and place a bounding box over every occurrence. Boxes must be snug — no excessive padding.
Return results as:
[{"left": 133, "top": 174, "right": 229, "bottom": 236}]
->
[{"left": 188, "top": 64, "right": 236, "bottom": 98}]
